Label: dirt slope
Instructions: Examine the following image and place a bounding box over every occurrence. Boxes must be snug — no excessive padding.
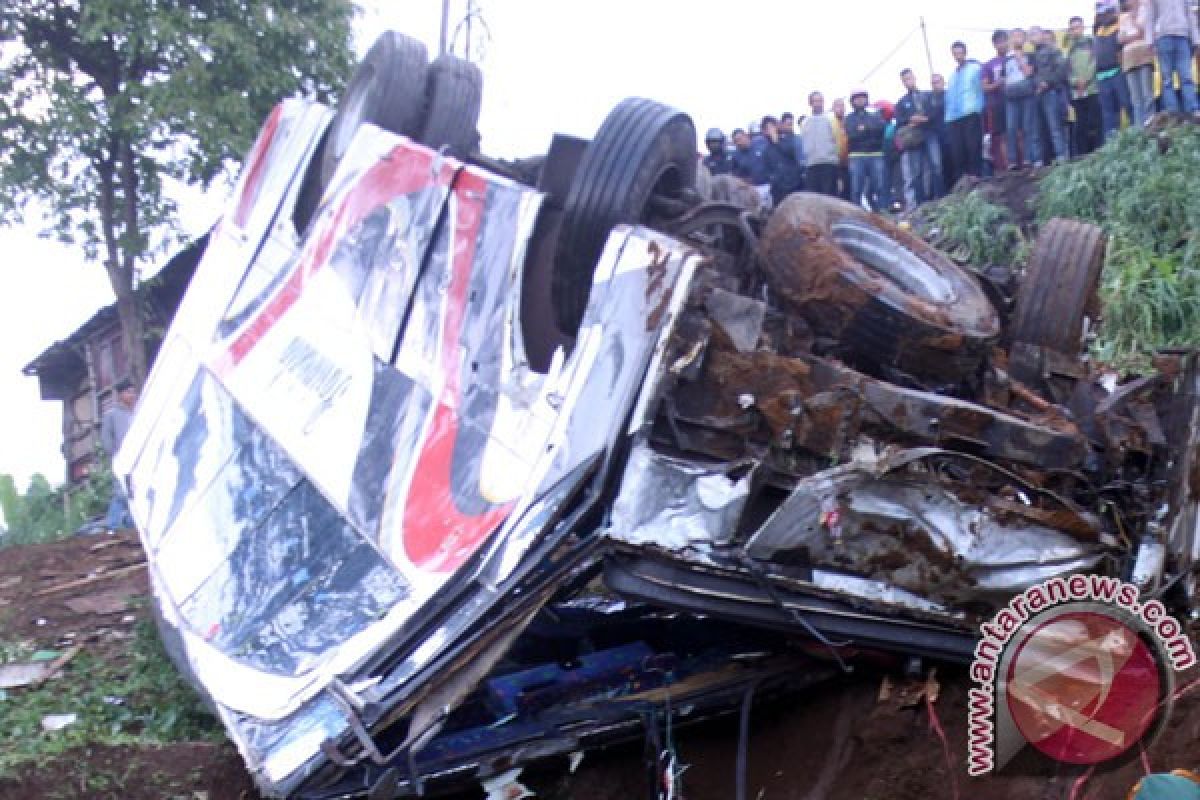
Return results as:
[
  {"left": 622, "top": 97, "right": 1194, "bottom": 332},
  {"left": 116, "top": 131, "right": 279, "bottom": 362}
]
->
[
  {"left": 0, "top": 532, "right": 259, "bottom": 800},
  {"left": 1, "top": 533, "right": 1195, "bottom": 800}
]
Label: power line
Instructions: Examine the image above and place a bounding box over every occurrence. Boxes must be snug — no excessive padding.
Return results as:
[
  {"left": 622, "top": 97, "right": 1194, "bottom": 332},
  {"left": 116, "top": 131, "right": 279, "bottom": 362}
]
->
[
  {"left": 925, "top": 23, "right": 1012, "bottom": 34},
  {"left": 920, "top": 16, "right": 933, "bottom": 79},
  {"left": 858, "top": 26, "right": 922, "bottom": 85}
]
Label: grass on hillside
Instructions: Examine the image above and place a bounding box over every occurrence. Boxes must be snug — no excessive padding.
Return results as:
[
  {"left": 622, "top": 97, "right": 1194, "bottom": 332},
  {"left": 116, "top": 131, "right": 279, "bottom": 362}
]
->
[
  {"left": 0, "top": 610, "right": 222, "bottom": 781},
  {"left": 915, "top": 190, "right": 1028, "bottom": 268},
  {"left": 1037, "top": 124, "right": 1200, "bottom": 368},
  {"left": 918, "top": 123, "right": 1200, "bottom": 370}
]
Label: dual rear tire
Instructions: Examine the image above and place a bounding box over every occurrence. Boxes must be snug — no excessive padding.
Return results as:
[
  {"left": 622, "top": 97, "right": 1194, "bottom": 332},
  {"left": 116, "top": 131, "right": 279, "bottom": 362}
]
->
[{"left": 297, "top": 32, "right": 484, "bottom": 231}]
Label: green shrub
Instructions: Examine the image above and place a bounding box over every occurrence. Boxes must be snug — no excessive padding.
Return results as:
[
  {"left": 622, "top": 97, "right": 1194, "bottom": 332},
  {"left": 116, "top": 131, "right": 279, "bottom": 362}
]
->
[
  {"left": 1037, "top": 125, "right": 1200, "bottom": 367},
  {"left": 915, "top": 191, "right": 1028, "bottom": 267}
]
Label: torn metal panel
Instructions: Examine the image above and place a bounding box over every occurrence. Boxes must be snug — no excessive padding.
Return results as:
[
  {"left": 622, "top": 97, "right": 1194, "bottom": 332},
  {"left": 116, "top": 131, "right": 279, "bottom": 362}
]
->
[
  {"left": 1008, "top": 342, "right": 1092, "bottom": 406},
  {"left": 1095, "top": 373, "right": 1172, "bottom": 457},
  {"left": 703, "top": 288, "right": 766, "bottom": 353},
  {"left": 1163, "top": 353, "right": 1200, "bottom": 599},
  {"left": 808, "top": 570, "right": 954, "bottom": 613},
  {"left": 603, "top": 552, "right": 977, "bottom": 663},
  {"left": 744, "top": 457, "right": 1106, "bottom": 601},
  {"left": 608, "top": 444, "right": 753, "bottom": 550},
  {"left": 666, "top": 331, "right": 1090, "bottom": 470},
  {"left": 802, "top": 357, "right": 1090, "bottom": 470}
]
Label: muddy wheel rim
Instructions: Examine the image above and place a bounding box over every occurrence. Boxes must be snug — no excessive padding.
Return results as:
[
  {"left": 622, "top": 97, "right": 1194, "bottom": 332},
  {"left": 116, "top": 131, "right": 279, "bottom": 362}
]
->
[{"left": 831, "top": 220, "right": 956, "bottom": 305}]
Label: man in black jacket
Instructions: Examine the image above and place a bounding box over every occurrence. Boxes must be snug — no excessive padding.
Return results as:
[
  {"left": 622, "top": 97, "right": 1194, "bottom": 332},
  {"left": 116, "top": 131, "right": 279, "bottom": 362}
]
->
[
  {"left": 1032, "top": 27, "right": 1071, "bottom": 163},
  {"left": 895, "top": 68, "right": 934, "bottom": 210},
  {"left": 1094, "top": 1, "right": 1133, "bottom": 140},
  {"left": 927, "top": 74, "right": 948, "bottom": 198},
  {"left": 1067, "top": 16, "right": 1103, "bottom": 156},
  {"left": 845, "top": 89, "right": 888, "bottom": 211},
  {"left": 767, "top": 114, "right": 806, "bottom": 205}
]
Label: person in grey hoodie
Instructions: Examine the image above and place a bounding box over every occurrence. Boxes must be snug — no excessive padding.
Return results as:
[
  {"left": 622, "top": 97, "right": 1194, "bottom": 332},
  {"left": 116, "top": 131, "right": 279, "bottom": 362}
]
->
[
  {"left": 1143, "top": 0, "right": 1200, "bottom": 112},
  {"left": 101, "top": 379, "right": 138, "bottom": 531},
  {"left": 800, "top": 91, "right": 840, "bottom": 196}
]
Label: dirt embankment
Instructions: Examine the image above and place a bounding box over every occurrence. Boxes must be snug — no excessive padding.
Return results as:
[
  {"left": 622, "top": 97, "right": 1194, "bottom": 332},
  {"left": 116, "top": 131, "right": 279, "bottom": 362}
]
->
[
  {"left": 557, "top": 667, "right": 1199, "bottom": 800},
  {"left": 0, "top": 532, "right": 259, "bottom": 800},
  {"left": 1, "top": 533, "right": 1196, "bottom": 800}
]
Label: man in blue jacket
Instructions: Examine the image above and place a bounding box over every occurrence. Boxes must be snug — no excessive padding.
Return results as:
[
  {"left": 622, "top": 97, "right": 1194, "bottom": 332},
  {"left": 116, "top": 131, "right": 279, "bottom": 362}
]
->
[
  {"left": 945, "top": 41, "right": 984, "bottom": 186},
  {"left": 731, "top": 127, "right": 770, "bottom": 191}
]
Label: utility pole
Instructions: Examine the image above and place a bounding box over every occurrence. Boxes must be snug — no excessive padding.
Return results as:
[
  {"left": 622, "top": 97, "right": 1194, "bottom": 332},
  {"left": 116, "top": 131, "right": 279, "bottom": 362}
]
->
[
  {"left": 920, "top": 16, "right": 934, "bottom": 79},
  {"left": 465, "top": 0, "right": 474, "bottom": 61},
  {"left": 439, "top": 0, "right": 451, "bottom": 56}
]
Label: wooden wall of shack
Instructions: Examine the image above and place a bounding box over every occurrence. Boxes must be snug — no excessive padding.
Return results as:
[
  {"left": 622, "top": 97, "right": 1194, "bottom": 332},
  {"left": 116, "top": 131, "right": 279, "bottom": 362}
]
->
[{"left": 22, "top": 236, "right": 207, "bottom": 485}]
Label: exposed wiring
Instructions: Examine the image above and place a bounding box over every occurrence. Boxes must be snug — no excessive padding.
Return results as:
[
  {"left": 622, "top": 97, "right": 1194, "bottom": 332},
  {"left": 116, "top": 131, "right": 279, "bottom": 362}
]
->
[
  {"left": 741, "top": 557, "right": 854, "bottom": 674},
  {"left": 1067, "top": 766, "right": 1096, "bottom": 800},
  {"left": 925, "top": 694, "right": 960, "bottom": 800},
  {"left": 735, "top": 680, "right": 761, "bottom": 800}
]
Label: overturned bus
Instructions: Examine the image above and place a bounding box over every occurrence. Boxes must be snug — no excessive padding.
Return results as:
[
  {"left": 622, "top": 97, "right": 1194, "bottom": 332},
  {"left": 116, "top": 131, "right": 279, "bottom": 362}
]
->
[{"left": 115, "top": 31, "right": 1200, "bottom": 799}]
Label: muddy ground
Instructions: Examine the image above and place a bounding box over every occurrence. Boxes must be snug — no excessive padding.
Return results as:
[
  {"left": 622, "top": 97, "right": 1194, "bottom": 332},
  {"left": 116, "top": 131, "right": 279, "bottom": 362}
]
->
[
  {"left": 0, "top": 533, "right": 1195, "bottom": 800},
  {"left": 0, "top": 532, "right": 258, "bottom": 800},
  {"left": 952, "top": 169, "right": 1046, "bottom": 232}
]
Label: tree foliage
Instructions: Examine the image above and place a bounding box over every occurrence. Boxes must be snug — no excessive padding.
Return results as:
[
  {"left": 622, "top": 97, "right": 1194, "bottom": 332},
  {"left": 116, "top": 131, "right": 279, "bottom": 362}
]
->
[
  {"left": 0, "top": 0, "right": 356, "bottom": 382},
  {"left": 0, "top": 468, "right": 107, "bottom": 547}
]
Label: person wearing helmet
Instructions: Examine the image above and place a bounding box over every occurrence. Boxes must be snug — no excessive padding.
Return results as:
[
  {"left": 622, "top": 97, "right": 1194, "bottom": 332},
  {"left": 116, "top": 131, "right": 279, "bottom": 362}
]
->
[
  {"left": 703, "top": 128, "right": 733, "bottom": 175},
  {"left": 845, "top": 89, "right": 888, "bottom": 211}
]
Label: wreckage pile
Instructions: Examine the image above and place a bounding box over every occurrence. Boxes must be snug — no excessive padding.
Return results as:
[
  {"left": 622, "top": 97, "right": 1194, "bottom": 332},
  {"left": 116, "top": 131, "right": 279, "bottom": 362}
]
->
[{"left": 627, "top": 188, "right": 1197, "bottom": 621}]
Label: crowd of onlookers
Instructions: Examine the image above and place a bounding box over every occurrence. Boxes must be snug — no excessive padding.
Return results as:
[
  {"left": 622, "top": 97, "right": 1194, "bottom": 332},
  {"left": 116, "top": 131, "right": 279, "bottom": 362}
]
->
[{"left": 702, "top": 0, "right": 1200, "bottom": 213}]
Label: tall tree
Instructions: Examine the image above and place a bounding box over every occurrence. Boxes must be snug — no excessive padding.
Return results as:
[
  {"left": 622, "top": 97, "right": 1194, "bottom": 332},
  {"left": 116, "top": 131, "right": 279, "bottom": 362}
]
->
[{"left": 0, "top": 1, "right": 356, "bottom": 384}]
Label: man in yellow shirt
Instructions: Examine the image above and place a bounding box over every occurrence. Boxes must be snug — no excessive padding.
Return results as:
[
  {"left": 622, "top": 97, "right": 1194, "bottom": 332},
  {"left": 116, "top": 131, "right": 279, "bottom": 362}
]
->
[{"left": 832, "top": 97, "right": 851, "bottom": 199}]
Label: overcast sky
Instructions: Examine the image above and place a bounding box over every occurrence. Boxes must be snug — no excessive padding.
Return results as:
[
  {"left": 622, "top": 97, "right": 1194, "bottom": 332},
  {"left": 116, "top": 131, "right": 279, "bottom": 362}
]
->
[{"left": 0, "top": 0, "right": 1093, "bottom": 491}]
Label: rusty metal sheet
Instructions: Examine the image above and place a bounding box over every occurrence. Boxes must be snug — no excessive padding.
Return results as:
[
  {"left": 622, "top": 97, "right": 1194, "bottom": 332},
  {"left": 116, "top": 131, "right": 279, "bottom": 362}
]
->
[
  {"left": 667, "top": 323, "right": 1090, "bottom": 471},
  {"left": 744, "top": 457, "right": 1106, "bottom": 601}
]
